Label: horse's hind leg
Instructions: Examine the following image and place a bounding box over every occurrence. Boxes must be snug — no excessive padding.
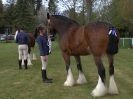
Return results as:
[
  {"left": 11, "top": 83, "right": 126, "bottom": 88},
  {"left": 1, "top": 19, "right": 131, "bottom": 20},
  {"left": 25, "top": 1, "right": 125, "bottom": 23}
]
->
[
  {"left": 63, "top": 53, "right": 75, "bottom": 86},
  {"left": 91, "top": 56, "right": 107, "bottom": 97},
  {"left": 74, "top": 56, "right": 87, "bottom": 84},
  {"left": 27, "top": 47, "right": 32, "bottom": 65},
  {"left": 107, "top": 54, "right": 119, "bottom": 94},
  {"left": 32, "top": 47, "right": 37, "bottom": 60}
]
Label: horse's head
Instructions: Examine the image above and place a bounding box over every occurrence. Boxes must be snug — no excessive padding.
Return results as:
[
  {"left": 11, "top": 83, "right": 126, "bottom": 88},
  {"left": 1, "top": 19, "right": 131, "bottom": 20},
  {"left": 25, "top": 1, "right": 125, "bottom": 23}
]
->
[
  {"left": 47, "top": 13, "right": 79, "bottom": 38},
  {"left": 47, "top": 13, "right": 57, "bottom": 36}
]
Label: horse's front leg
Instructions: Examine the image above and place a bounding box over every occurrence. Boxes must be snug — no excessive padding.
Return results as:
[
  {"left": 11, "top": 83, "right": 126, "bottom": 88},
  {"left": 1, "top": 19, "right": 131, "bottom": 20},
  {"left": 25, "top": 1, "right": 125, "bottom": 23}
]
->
[
  {"left": 63, "top": 53, "right": 75, "bottom": 86},
  {"left": 74, "top": 56, "right": 87, "bottom": 84},
  {"left": 91, "top": 56, "right": 107, "bottom": 97}
]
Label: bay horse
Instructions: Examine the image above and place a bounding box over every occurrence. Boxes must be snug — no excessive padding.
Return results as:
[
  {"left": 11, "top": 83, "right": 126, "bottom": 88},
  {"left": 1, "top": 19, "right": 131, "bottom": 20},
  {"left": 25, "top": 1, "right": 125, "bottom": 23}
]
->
[
  {"left": 46, "top": 13, "right": 119, "bottom": 97},
  {"left": 14, "top": 31, "right": 37, "bottom": 65}
]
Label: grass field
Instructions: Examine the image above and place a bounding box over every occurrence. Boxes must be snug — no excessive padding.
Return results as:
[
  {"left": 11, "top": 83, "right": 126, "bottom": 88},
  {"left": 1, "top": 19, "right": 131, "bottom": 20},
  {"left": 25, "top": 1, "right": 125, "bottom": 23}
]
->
[{"left": 0, "top": 42, "right": 133, "bottom": 99}]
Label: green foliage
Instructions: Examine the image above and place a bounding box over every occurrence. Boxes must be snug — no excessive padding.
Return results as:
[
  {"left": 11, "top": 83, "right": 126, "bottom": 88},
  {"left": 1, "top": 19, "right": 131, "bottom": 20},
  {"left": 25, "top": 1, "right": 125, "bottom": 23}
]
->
[
  {"left": 108, "top": 0, "right": 133, "bottom": 36},
  {"left": 48, "top": 0, "right": 57, "bottom": 14},
  {"left": 0, "top": 0, "right": 5, "bottom": 26},
  {"left": 95, "top": 0, "right": 133, "bottom": 37},
  {"left": 68, "top": 8, "right": 78, "bottom": 20},
  {"left": 0, "top": 0, "right": 3, "bottom": 13},
  {"left": 14, "top": 0, "right": 36, "bottom": 32},
  {"left": 76, "top": 10, "right": 86, "bottom": 25},
  {"left": 4, "top": 3, "right": 16, "bottom": 26}
]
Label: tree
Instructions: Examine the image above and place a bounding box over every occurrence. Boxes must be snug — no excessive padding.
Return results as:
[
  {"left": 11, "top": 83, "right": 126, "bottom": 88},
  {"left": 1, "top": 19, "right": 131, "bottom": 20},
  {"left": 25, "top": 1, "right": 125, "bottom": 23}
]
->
[
  {"left": 0, "top": 0, "right": 5, "bottom": 26},
  {"left": 4, "top": 0, "right": 16, "bottom": 26},
  {"left": 14, "top": 0, "right": 36, "bottom": 32},
  {"left": 118, "top": 0, "right": 133, "bottom": 24},
  {"left": 34, "top": 0, "right": 42, "bottom": 15},
  {"left": 107, "top": 0, "right": 133, "bottom": 37},
  {"left": 59, "top": 0, "right": 82, "bottom": 20},
  {"left": 0, "top": 0, "right": 3, "bottom": 13},
  {"left": 84, "top": 0, "right": 96, "bottom": 22},
  {"left": 48, "top": 0, "right": 57, "bottom": 14},
  {"left": 36, "top": 5, "right": 47, "bottom": 25}
]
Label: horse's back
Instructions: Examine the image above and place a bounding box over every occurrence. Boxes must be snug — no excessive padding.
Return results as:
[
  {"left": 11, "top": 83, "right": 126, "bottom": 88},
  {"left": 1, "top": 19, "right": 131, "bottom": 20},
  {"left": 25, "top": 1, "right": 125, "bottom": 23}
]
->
[
  {"left": 60, "top": 21, "right": 119, "bottom": 56},
  {"left": 84, "top": 22, "right": 110, "bottom": 56}
]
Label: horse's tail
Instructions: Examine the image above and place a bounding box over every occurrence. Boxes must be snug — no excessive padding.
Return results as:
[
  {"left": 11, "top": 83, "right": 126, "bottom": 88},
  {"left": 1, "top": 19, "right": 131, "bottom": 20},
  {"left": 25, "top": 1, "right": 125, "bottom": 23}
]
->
[
  {"left": 106, "top": 28, "right": 119, "bottom": 55},
  {"left": 34, "top": 28, "right": 38, "bottom": 39}
]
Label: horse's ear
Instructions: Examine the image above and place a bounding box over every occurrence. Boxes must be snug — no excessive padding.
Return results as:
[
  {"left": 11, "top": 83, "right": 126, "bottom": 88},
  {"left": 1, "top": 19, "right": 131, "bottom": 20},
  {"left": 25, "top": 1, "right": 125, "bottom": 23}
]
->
[{"left": 47, "top": 13, "right": 50, "bottom": 19}]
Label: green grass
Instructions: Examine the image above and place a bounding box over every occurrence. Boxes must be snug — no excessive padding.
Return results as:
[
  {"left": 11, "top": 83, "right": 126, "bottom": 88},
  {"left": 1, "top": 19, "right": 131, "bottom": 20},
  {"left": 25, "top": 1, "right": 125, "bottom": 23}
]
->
[{"left": 0, "top": 42, "right": 133, "bottom": 99}]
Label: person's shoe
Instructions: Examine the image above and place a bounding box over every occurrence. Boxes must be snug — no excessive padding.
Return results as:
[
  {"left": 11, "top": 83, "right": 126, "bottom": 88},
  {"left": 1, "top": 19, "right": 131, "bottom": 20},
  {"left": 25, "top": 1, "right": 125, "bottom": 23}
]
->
[
  {"left": 18, "top": 60, "right": 22, "bottom": 69},
  {"left": 43, "top": 78, "right": 53, "bottom": 83},
  {"left": 46, "top": 77, "right": 53, "bottom": 81},
  {"left": 24, "top": 60, "right": 28, "bottom": 69},
  {"left": 41, "top": 70, "right": 53, "bottom": 83}
]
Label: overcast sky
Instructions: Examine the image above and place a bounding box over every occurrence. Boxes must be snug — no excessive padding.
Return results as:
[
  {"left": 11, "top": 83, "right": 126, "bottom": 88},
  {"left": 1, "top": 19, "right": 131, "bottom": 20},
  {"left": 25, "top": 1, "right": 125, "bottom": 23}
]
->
[{"left": 2, "top": 0, "right": 6, "bottom": 4}]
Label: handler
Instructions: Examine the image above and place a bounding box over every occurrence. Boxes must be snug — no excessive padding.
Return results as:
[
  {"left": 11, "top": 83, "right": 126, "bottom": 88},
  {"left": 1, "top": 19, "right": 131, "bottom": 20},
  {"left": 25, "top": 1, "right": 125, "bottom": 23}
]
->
[
  {"left": 16, "top": 28, "right": 29, "bottom": 69},
  {"left": 36, "top": 26, "right": 53, "bottom": 83}
]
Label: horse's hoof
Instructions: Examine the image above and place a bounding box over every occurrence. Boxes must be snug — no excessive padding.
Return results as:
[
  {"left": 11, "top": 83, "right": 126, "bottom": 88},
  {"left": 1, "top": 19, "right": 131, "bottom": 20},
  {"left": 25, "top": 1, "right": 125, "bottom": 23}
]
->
[
  {"left": 108, "top": 88, "right": 119, "bottom": 95},
  {"left": 77, "top": 80, "right": 87, "bottom": 84},
  {"left": 28, "top": 63, "right": 32, "bottom": 66},
  {"left": 76, "top": 73, "right": 87, "bottom": 84},
  {"left": 91, "top": 86, "right": 107, "bottom": 97},
  {"left": 64, "top": 81, "right": 74, "bottom": 86},
  {"left": 108, "top": 91, "right": 119, "bottom": 95},
  {"left": 32, "top": 58, "right": 37, "bottom": 60}
]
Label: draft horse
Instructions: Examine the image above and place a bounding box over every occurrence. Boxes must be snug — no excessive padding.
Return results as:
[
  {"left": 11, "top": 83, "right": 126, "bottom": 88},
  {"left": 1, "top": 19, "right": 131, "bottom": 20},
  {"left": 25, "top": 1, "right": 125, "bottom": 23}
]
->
[
  {"left": 15, "top": 32, "right": 37, "bottom": 65},
  {"left": 47, "top": 13, "right": 119, "bottom": 97}
]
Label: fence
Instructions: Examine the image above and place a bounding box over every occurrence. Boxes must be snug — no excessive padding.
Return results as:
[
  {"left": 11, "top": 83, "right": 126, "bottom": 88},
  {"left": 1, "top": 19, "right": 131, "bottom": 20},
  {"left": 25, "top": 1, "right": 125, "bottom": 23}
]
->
[{"left": 119, "top": 38, "right": 133, "bottom": 48}]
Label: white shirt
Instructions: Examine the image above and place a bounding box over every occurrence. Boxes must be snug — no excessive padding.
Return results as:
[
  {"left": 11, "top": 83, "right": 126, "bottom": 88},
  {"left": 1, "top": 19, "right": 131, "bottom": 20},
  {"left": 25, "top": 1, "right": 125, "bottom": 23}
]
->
[{"left": 14, "top": 30, "right": 18, "bottom": 40}]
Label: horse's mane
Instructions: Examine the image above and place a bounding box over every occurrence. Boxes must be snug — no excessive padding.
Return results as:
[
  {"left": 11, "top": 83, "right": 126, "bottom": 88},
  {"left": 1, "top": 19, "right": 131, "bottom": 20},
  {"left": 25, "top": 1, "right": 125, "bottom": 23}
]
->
[{"left": 51, "top": 15, "right": 79, "bottom": 25}]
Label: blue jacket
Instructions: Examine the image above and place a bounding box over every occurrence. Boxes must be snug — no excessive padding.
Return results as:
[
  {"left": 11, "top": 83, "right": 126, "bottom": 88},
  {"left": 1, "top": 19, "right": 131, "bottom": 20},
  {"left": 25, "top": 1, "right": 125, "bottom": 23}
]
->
[
  {"left": 16, "top": 32, "right": 29, "bottom": 45},
  {"left": 36, "top": 35, "right": 49, "bottom": 56}
]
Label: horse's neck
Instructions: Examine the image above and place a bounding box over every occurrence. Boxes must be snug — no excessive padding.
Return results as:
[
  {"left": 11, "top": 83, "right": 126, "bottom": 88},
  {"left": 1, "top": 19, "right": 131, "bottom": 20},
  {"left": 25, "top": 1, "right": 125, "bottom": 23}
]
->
[
  {"left": 56, "top": 24, "right": 79, "bottom": 37},
  {"left": 53, "top": 18, "right": 78, "bottom": 35}
]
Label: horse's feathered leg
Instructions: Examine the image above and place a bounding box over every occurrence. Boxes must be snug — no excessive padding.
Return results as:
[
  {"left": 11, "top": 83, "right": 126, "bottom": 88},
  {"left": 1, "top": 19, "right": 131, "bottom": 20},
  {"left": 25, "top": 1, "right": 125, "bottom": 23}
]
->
[
  {"left": 107, "top": 54, "right": 119, "bottom": 95},
  {"left": 27, "top": 47, "right": 32, "bottom": 65},
  {"left": 74, "top": 56, "right": 87, "bottom": 84},
  {"left": 63, "top": 53, "right": 75, "bottom": 86},
  {"left": 91, "top": 56, "right": 107, "bottom": 97},
  {"left": 32, "top": 47, "right": 37, "bottom": 60}
]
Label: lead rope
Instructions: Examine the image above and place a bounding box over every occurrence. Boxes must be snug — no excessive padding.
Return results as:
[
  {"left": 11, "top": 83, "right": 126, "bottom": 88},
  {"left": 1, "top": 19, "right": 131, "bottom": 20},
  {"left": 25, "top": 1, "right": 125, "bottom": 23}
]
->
[{"left": 47, "top": 19, "right": 52, "bottom": 53}]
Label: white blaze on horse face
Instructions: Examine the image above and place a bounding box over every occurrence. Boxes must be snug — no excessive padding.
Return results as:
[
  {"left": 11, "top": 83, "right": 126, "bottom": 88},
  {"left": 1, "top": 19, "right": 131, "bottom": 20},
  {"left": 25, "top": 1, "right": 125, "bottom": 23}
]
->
[
  {"left": 109, "top": 75, "right": 119, "bottom": 94},
  {"left": 77, "top": 71, "right": 87, "bottom": 84},
  {"left": 91, "top": 76, "right": 107, "bottom": 97},
  {"left": 64, "top": 68, "right": 75, "bottom": 86}
]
